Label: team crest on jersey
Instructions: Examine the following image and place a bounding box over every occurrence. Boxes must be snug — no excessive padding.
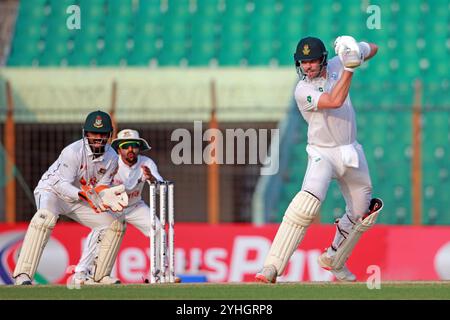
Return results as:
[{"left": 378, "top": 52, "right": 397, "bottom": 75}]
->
[
  {"left": 98, "top": 168, "right": 106, "bottom": 175},
  {"left": 302, "top": 44, "right": 310, "bottom": 55},
  {"left": 93, "top": 116, "right": 104, "bottom": 128}
]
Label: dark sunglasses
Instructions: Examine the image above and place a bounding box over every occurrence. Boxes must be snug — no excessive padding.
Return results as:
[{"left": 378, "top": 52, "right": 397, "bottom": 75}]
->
[{"left": 119, "top": 141, "right": 141, "bottom": 149}]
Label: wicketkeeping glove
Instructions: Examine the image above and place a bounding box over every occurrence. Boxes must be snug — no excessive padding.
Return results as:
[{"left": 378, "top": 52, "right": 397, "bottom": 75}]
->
[
  {"left": 99, "top": 185, "right": 128, "bottom": 212},
  {"left": 79, "top": 184, "right": 128, "bottom": 213},
  {"left": 79, "top": 185, "right": 108, "bottom": 213}
]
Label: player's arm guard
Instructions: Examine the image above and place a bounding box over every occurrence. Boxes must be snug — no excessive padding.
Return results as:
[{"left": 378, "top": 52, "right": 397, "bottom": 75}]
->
[
  {"left": 332, "top": 198, "right": 383, "bottom": 270},
  {"left": 357, "top": 41, "right": 371, "bottom": 60}
]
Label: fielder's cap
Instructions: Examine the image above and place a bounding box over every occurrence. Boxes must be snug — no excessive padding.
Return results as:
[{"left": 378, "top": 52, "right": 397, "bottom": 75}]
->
[
  {"left": 294, "top": 36, "right": 328, "bottom": 62},
  {"left": 83, "top": 110, "right": 113, "bottom": 134},
  {"left": 111, "top": 129, "right": 151, "bottom": 151}
]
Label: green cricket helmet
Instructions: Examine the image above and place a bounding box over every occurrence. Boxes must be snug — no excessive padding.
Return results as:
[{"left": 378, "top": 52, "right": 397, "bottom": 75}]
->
[
  {"left": 83, "top": 110, "right": 113, "bottom": 133},
  {"left": 83, "top": 110, "right": 113, "bottom": 156},
  {"left": 294, "top": 36, "right": 328, "bottom": 77}
]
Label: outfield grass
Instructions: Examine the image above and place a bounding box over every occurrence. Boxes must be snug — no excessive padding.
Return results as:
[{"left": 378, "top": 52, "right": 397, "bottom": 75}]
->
[{"left": 1, "top": 281, "right": 450, "bottom": 300}]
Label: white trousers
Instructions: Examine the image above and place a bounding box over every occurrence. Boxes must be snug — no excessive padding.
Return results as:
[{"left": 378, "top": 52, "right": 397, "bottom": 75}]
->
[
  {"left": 302, "top": 142, "right": 372, "bottom": 217},
  {"left": 75, "top": 200, "right": 161, "bottom": 274},
  {"left": 34, "top": 189, "right": 117, "bottom": 229},
  {"left": 301, "top": 143, "right": 372, "bottom": 252}
]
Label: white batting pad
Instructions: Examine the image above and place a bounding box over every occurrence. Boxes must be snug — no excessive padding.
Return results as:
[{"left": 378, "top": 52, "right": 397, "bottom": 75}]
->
[
  {"left": 93, "top": 219, "right": 126, "bottom": 282},
  {"left": 264, "top": 191, "right": 321, "bottom": 275},
  {"left": 332, "top": 198, "right": 383, "bottom": 269},
  {"left": 13, "top": 210, "right": 58, "bottom": 279}
]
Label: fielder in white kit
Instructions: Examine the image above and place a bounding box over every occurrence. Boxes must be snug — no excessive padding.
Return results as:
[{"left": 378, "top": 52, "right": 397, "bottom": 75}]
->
[
  {"left": 13, "top": 110, "right": 128, "bottom": 285},
  {"left": 73, "top": 129, "right": 168, "bottom": 284},
  {"left": 256, "top": 35, "right": 383, "bottom": 283}
]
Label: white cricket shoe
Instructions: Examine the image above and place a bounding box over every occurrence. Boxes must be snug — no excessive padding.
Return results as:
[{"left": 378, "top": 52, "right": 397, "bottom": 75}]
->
[
  {"left": 14, "top": 273, "right": 32, "bottom": 285},
  {"left": 318, "top": 252, "right": 357, "bottom": 282},
  {"left": 95, "top": 275, "right": 121, "bottom": 285},
  {"left": 72, "top": 271, "right": 93, "bottom": 285},
  {"left": 255, "top": 265, "right": 277, "bottom": 283},
  {"left": 74, "top": 274, "right": 120, "bottom": 285}
]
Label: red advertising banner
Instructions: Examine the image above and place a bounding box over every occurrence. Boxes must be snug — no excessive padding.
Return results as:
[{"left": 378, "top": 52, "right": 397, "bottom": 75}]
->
[{"left": 1, "top": 223, "right": 450, "bottom": 284}]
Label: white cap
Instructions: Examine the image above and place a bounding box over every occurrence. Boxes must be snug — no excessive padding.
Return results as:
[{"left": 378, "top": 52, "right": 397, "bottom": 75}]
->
[{"left": 111, "top": 129, "right": 151, "bottom": 151}]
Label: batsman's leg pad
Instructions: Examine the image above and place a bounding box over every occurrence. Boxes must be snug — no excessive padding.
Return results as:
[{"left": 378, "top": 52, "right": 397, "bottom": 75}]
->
[
  {"left": 328, "top": 213, "right": 355, "bottom": 255},
  {"left": 264, "top": 191, "right": 321, "bottom": 275},
  {"left": 332, "top": 198, "right": 383, "bottom": 269},
  {"left": 13, "top": 210, "right": 58, "bottom": 279},
  {"left": 93, "top": 219, "right": 126, "bottom": 282}
]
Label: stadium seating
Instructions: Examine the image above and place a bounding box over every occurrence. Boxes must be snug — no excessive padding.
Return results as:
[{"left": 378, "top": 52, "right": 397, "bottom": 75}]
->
[
  {"left": 7, "top": 0, "right": 449, "bottom": 73},
  {"left": 422, "top": 112, "right": 450, "bottom": 225},
  {"left": 3, "top": 0, "right": 439, "bottom": 67}
]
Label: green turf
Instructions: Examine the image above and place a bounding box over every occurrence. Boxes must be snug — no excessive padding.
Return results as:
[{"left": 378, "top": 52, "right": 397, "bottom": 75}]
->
[{"left": 1, "top": 282, "right": 450, "bottom": 300}]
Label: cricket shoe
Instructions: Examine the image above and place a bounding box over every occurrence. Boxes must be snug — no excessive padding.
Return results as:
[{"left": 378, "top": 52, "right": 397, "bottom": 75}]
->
[
  {"left": 71, "top": 271, "right": 93, "bottom": 285},
  {"left": 255, "top": 265, "right": 277, "bottom": 283},
  {"left": 317, "top": 251, "right": 356, "bottom": 282},
  {"left": 94, "top": 275, "right": 121, "bottom": 285},
  {"left": 14, "top": 273, "right": 32, "bottom": 285},
  {"left": 79, "top": 275, "right": 121, "bottom": 285}
]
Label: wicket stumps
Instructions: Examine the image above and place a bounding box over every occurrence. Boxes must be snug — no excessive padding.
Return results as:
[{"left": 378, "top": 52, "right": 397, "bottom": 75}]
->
[{"left": 149, "top": 181, "right": 175, "bottom": 283}]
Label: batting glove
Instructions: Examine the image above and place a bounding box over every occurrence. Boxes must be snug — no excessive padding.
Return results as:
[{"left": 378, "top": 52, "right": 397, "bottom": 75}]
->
[{"left": 334, "top": 35, "right": 363, "bottom": 71}]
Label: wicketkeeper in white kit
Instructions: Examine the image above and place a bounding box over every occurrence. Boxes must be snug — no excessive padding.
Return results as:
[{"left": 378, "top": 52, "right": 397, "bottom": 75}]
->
[
  {"left": 256, "top": 35, "right": 383, "bottom": 283},
  {"left": 73, "top": 128, "right": 176, "bottom": 284},
  {"left": 13, "top": 110, "right": 129, "bottom": 285}
]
